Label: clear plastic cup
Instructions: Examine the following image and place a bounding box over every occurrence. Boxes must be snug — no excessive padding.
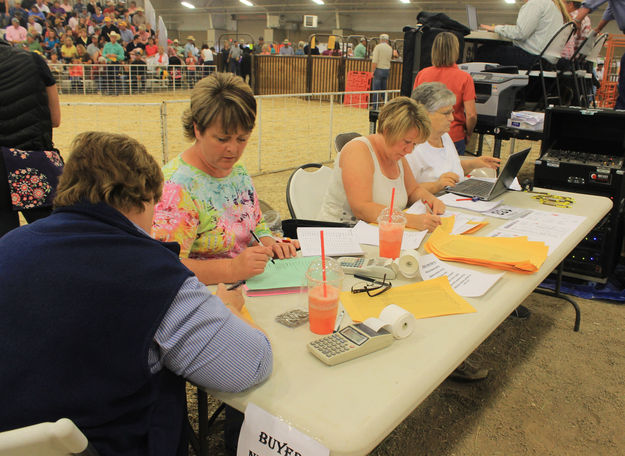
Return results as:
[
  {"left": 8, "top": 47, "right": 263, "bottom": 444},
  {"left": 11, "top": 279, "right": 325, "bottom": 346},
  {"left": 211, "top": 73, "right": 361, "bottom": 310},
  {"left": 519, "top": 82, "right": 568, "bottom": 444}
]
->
[
  {"left": 377, "top": 207, "right": 406, "bottom": 259},
  {"left": 306, "top": 257, "right": 344, "bottom": 335}
]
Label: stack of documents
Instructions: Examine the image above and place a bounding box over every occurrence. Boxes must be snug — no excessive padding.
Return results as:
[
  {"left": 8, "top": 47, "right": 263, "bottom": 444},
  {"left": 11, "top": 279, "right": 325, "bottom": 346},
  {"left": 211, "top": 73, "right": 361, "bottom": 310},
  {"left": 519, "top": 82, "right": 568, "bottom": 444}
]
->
[
  {"left": 507, "top": 111, "right": 544, "bottom": 131},
  {"left": 245, "top": 256, "right": 317, "bottom": 295},
  {"left": 424, "top": 226, "right": 548, "bottom": 274}
]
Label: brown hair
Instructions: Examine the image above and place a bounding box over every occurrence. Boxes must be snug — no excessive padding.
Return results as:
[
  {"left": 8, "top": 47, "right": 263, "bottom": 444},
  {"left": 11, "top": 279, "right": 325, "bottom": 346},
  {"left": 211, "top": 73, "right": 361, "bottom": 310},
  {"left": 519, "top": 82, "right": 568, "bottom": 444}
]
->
[
  {"left": 377, "top": 96, "right": 431, "bottom": 145},
  {"left": 431, "top": 32, "right": 459, "bottom": 67},
  {"left": 54, "top": 132, "right": 163, "bottom": 212},
  {"left": 182, "top": 72, "right": 256, "bottom": 140}
]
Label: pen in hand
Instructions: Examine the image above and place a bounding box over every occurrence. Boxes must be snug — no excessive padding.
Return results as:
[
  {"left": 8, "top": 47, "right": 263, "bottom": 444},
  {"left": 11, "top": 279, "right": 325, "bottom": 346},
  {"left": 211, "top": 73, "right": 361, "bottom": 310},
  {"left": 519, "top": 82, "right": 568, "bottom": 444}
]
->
[
  {"left": 227, "top": 280, "right": 246, "bottom": 291},
  {"left": 250, "top": 230, "right": 275, "bottom": 264}
]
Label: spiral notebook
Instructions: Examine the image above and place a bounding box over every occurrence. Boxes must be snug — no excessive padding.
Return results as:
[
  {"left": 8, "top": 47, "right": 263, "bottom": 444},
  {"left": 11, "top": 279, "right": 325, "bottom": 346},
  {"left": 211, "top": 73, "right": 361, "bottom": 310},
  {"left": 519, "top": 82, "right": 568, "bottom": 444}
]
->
[{"left": 296, "top": 227, "right": 364, "bottom": 257}]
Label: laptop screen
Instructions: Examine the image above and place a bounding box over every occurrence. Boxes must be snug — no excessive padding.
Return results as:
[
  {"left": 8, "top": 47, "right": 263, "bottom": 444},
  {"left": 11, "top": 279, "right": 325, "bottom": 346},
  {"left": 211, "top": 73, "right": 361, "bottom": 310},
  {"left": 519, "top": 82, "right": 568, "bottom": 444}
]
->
[{"left": 466, "top": 5, "right": 478, "bottom": 31}]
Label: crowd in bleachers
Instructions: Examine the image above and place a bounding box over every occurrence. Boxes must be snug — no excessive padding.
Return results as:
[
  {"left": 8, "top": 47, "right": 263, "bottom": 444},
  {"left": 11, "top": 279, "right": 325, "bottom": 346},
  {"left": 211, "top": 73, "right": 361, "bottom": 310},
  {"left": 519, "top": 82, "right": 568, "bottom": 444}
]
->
[{"left": 1, "top": 0, "right": 218, "bottom": 93}]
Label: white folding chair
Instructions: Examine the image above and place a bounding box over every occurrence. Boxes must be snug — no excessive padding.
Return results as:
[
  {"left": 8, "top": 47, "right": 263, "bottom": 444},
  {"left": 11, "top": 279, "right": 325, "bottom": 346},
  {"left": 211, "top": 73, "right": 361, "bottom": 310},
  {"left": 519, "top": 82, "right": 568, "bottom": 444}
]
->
[
  {"left": 526, "top": 21, "right": 576, "bottom": 107},
  {"left": 286, "top": 163, "right": 334, "bottom": 219},
  {"left": 0, "top": 418, "right": 99, "bottom": 456}
]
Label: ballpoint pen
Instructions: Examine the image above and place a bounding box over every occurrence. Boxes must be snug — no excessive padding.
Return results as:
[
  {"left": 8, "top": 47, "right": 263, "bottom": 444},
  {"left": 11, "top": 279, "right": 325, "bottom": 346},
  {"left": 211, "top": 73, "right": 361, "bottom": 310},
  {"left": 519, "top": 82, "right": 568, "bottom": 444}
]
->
[
  {"left": 226, "top": 280, "right": 246, "bottom": 291},
  {"left": 250, "top": 230, "right": 275, "bottom": 264}
]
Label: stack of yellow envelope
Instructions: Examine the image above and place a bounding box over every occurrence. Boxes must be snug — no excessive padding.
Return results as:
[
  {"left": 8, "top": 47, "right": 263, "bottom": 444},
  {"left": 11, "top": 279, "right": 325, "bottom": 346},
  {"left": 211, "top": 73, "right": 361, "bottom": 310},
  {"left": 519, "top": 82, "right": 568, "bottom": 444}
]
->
[
  {"left": 425, "top": 226, "right": 549, "bottom": 274},
  {"left": 439, "top": 215, "right": 489, "bottom": 235}
]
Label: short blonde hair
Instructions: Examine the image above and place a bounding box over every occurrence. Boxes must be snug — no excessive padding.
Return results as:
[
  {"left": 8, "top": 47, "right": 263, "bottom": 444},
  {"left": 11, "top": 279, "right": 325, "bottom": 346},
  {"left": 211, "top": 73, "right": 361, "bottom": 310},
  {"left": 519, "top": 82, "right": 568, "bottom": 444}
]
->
[
  {"left": 377, "top": 96, "right": 431, "bottom": 144},
  {"left": 182, "top": 72, "right": 256, "bottom": 140},
  {"left": 431, "top": 32, "right": 459, "bottom": 67},
  {"left": 54, "top": 132, "right": 163, "bottom": 212}
]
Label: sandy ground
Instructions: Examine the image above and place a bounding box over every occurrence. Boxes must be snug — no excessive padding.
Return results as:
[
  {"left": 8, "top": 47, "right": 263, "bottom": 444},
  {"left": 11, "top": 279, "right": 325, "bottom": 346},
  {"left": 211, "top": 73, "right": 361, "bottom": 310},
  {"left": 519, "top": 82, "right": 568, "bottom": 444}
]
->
[{"left": 55, "top": 93, "right": 625, "bottom": 455}]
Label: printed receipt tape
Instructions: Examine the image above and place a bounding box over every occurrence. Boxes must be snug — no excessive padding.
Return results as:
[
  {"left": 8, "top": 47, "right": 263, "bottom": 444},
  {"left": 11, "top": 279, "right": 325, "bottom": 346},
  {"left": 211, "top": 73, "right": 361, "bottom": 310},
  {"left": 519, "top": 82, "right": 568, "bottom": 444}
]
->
[
  {"left": 391, "top": 250, "right": 421, "bottom": 279},
  {"left": 362, "top": 304, "right": 416, "bottom": 339}
]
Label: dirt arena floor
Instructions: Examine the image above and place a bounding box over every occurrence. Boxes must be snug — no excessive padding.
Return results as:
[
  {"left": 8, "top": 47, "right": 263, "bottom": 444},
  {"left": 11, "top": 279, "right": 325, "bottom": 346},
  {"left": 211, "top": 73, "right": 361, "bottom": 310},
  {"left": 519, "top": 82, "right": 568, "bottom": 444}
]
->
[{"left": 56, "top": 92, "right": 625, "bottom": 456}]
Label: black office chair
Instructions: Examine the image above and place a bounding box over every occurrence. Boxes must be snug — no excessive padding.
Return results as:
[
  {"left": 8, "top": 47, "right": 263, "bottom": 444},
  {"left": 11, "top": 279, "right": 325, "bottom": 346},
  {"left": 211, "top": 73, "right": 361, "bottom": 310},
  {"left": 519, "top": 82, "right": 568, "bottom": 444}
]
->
[{"left": 334, "top": 132, "right": 362, "bottom": 155}]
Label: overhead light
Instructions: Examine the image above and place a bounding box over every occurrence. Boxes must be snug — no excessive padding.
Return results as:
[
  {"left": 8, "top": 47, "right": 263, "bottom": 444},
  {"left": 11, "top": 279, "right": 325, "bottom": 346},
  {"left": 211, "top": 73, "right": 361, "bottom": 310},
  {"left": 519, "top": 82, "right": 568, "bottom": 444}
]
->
[
  {"left": 240, "top": 0, "right": 254, "bottom": 5},
  {"left": 504, "top": 0, "right": 515, "bottom": 3},
  {"left": 312, "top": 0, "right": 324, "bottom": 4},
  {"left": 180, "top": 1, "right": 195, "bottom": 8},
  {"left": 400, "top": 0, "right": 410, "bottom": 3}
]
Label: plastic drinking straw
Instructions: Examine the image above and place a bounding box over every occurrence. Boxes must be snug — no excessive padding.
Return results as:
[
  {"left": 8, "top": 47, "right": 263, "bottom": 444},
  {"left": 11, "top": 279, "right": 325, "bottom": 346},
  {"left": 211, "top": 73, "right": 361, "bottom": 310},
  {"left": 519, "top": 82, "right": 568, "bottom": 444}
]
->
[
  {"left": 320, "top": 230, "right": 327, "bottom": 297},
  {"left": 389, "top": 187, "right": 396, "bottom": 222}
]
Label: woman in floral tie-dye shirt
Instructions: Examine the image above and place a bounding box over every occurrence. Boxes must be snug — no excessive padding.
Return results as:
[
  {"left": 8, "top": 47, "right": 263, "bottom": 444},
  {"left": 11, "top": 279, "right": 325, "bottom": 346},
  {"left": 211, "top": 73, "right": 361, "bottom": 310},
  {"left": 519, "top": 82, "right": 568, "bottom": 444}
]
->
[{"left": 152, "top": 73, "right": 297, "bottom": 284}]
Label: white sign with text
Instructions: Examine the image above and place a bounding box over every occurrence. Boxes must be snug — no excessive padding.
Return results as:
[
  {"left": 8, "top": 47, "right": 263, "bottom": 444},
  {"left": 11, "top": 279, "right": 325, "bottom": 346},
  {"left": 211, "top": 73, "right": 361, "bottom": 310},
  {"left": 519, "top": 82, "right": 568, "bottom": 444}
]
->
[{"left": 237, "top": 402, "right": 330, "bottom": 456}]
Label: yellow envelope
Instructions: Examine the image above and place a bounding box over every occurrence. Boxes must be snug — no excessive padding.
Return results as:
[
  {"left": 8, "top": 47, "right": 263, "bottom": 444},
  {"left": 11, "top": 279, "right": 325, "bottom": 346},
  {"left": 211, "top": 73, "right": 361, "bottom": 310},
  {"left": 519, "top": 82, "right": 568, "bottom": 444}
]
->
[{"left": 340, "top": 276, "right": 476, "bottom": 322}]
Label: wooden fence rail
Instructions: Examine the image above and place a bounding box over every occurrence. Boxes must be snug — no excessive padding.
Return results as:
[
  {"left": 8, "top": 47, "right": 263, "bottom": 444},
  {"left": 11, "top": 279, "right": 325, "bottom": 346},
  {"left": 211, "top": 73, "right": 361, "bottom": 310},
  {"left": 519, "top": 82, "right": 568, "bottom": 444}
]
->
[{"left": 251, "top": 55, "right": 403, "bottom": 95}]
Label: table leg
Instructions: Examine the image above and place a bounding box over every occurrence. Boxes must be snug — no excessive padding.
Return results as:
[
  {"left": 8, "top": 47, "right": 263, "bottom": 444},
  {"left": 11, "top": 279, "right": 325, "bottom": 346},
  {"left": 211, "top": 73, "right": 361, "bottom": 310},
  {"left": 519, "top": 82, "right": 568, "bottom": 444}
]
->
[{"left": 534, "top": 262, "right": 581, "bottom": 332}]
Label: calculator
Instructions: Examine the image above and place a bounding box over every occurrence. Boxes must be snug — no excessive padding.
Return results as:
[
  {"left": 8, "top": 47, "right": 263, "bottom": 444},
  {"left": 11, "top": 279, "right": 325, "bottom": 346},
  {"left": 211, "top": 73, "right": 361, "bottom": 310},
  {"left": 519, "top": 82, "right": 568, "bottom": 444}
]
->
[
  {"left": 338, "top": 257, "right": 397, "bottom": 280},
  {"left": 307, "top": 323, "right": 394, "bottom": 366}
]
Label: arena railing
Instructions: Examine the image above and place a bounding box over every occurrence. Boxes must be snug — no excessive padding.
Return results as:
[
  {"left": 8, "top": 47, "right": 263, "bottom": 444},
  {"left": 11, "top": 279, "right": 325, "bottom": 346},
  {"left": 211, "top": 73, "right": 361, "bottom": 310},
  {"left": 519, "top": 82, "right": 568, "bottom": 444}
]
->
[
  {"left": 49, "top": 56, "right": 402, "bottom": 96},
  {"left": 57, "top": 89, "right": 400, "bottom": 176}
]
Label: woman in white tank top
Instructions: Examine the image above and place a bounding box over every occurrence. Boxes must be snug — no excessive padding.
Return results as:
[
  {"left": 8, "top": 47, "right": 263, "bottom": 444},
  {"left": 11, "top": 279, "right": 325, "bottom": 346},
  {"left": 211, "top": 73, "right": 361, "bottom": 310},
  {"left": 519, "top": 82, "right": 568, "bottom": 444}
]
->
[{"left": 318, "top": 97, "right": 444, "bottom": 232}]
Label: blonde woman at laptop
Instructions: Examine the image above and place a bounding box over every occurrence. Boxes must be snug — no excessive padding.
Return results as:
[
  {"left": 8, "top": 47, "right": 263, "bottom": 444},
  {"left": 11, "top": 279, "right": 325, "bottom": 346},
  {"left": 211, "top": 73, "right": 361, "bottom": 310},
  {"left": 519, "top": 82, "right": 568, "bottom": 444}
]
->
[
  {"left": 407, "top": 82, "right": 500, "bottom": 194},
  {"left": 317, "top": 97, "right": 444, "bottom": 232}
]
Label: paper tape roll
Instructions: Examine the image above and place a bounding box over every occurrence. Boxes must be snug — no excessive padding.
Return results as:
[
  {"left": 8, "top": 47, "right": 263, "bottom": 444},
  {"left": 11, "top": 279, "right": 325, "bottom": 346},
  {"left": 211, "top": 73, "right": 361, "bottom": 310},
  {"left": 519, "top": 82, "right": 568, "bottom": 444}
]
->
[
  {"left": 392, "top": 250, "right": 421, "bottom": 279},
  {"left": 362, "top": 304, "right": 416, "bottom": 339}
]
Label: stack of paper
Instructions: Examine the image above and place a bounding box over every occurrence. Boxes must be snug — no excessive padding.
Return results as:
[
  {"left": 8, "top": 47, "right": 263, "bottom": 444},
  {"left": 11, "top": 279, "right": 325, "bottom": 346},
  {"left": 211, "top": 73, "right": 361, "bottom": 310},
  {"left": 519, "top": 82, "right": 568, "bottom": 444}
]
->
[
  {"left": 340, "top": 276, "right": 476, "bottom": 322},
  {"left": 297, "top": 227, "right": 364, "bottom": 257},
  {"left": 424, "top": 226, "right": 548, "bottom": 274},
  {"left": 440, "top": 214, "right": 488, "bottom": 235},
  {"left": 245, "top": 256, "right": 317, "bottom": 296}
]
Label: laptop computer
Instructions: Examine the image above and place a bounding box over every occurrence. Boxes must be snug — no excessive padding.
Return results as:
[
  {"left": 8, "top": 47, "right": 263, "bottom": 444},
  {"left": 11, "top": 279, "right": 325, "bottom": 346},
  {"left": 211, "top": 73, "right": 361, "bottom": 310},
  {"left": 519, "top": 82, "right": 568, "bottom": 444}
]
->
[
  {"left": 446, "top": 148, "right": 531, "bottom": 201},
  {"left": 466, "top": 5, "right": 479, "bottom": 31}
]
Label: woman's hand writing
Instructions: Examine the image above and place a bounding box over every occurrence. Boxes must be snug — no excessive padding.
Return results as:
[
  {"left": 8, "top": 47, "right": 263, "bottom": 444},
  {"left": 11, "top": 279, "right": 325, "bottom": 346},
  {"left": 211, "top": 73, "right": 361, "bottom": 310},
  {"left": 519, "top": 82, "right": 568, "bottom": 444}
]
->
[
  {"left": 232, "top": 245, "right": 274, "bottom": 279},
  {"left": 408, "top": 213, "right": 442, "bottom": 232},
  {"left": 480, "top": 24, "right": 496, "bottom": 32}
]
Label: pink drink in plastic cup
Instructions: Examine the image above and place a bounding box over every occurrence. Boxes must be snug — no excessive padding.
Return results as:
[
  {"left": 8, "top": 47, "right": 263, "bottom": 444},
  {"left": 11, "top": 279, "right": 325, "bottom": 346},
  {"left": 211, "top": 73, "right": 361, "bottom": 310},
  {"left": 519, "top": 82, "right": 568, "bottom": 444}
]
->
[
  {"left": 308, "top": 284, "right": 340, "bottom": 335},
  {"left": 377, "top": 207, "right": 406, "bottom": 259},
  {"left": 378, "top": 222, "right": 404, "bottom": 259}
]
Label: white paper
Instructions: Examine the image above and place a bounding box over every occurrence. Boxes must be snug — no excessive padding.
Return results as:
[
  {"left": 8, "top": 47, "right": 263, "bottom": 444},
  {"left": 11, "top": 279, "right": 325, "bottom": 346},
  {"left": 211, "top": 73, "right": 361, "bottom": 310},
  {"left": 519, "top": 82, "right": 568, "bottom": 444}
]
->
[
  {"left": 487, "top": 209, "right": 586, "bottom": 255},
  {"left": 297, "top": 227, "right": 364, "bottom": 257},
  {"left": 237, "top": 402, "right": 329, "bottom": 456},
  {"left": 418, "top": 253, "right": 504, "bottom": 297},
  {"left": 352, "top": 220, "right": 427, "bottom": 251},
  {"left": 405, "top": 200, "right": 427, "bottom": 215},
  {"left": 481, "top": 205, "right": 532, "bottom": 220},
  {"left": 438, "top": 192, "right": 502, "bottom": 213}
]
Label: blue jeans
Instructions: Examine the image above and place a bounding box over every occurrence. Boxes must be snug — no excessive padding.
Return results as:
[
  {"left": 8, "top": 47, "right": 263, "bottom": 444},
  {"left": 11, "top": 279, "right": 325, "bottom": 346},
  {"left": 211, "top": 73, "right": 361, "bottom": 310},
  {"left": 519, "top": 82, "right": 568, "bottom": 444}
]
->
[
  {"left": 615, "top": 53, "right": 625, "bottom": 110},
  {"left": 371, "top": 68, "right": 389, "bottom": 109}
]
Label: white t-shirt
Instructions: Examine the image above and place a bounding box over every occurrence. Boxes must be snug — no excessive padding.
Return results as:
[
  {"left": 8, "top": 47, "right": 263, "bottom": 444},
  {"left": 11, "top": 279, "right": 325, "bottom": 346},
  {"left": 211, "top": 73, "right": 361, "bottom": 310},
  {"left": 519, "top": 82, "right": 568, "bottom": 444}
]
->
[
  {"left": 201, "top": 48, "right": 213, "bottom": 62},
  {"left": 405, "top": 133, "right": 464, "bottom": 185},
  {"left": 318, "top": 136, "right": 407, "bottom": 223}
]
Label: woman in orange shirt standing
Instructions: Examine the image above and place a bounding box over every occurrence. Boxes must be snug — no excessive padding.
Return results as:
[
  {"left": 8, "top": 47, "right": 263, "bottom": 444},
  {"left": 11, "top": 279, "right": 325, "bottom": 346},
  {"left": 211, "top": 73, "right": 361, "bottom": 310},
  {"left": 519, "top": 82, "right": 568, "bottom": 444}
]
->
[{"left": 413, "top": 32, "right": 477, "bottom": 155}]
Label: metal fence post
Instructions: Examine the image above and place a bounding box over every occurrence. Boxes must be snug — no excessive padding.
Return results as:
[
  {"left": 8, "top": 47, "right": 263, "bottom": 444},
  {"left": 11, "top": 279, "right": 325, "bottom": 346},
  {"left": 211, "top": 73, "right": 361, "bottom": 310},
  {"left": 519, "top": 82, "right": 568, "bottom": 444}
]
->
[
  {"left": 328, "top": 94, "right": 334, "bottom": 160},
  {"left": 160, "top": 102, "right": 168, "bottom": 165},
  {"left": 257, "top": 97, "right": 262, "bottom": 173}
]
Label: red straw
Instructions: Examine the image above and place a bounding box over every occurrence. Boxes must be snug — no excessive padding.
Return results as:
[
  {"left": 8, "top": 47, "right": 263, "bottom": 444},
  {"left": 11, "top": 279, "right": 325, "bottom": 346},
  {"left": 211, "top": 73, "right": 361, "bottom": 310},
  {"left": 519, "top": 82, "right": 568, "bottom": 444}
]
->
[
  {"left": 320, "top": 230, "right": 327, "bottom": 297},
  {"left": 388, "top": 187, "right": 396, "bottom": 222}
]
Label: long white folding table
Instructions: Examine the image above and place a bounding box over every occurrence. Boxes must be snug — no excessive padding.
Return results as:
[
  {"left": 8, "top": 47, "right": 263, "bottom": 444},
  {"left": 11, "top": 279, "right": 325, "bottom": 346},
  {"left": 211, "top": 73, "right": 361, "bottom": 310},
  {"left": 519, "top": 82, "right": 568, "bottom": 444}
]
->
[{"left": 196, "top": 189, "right": 612, "bottom": 456}]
